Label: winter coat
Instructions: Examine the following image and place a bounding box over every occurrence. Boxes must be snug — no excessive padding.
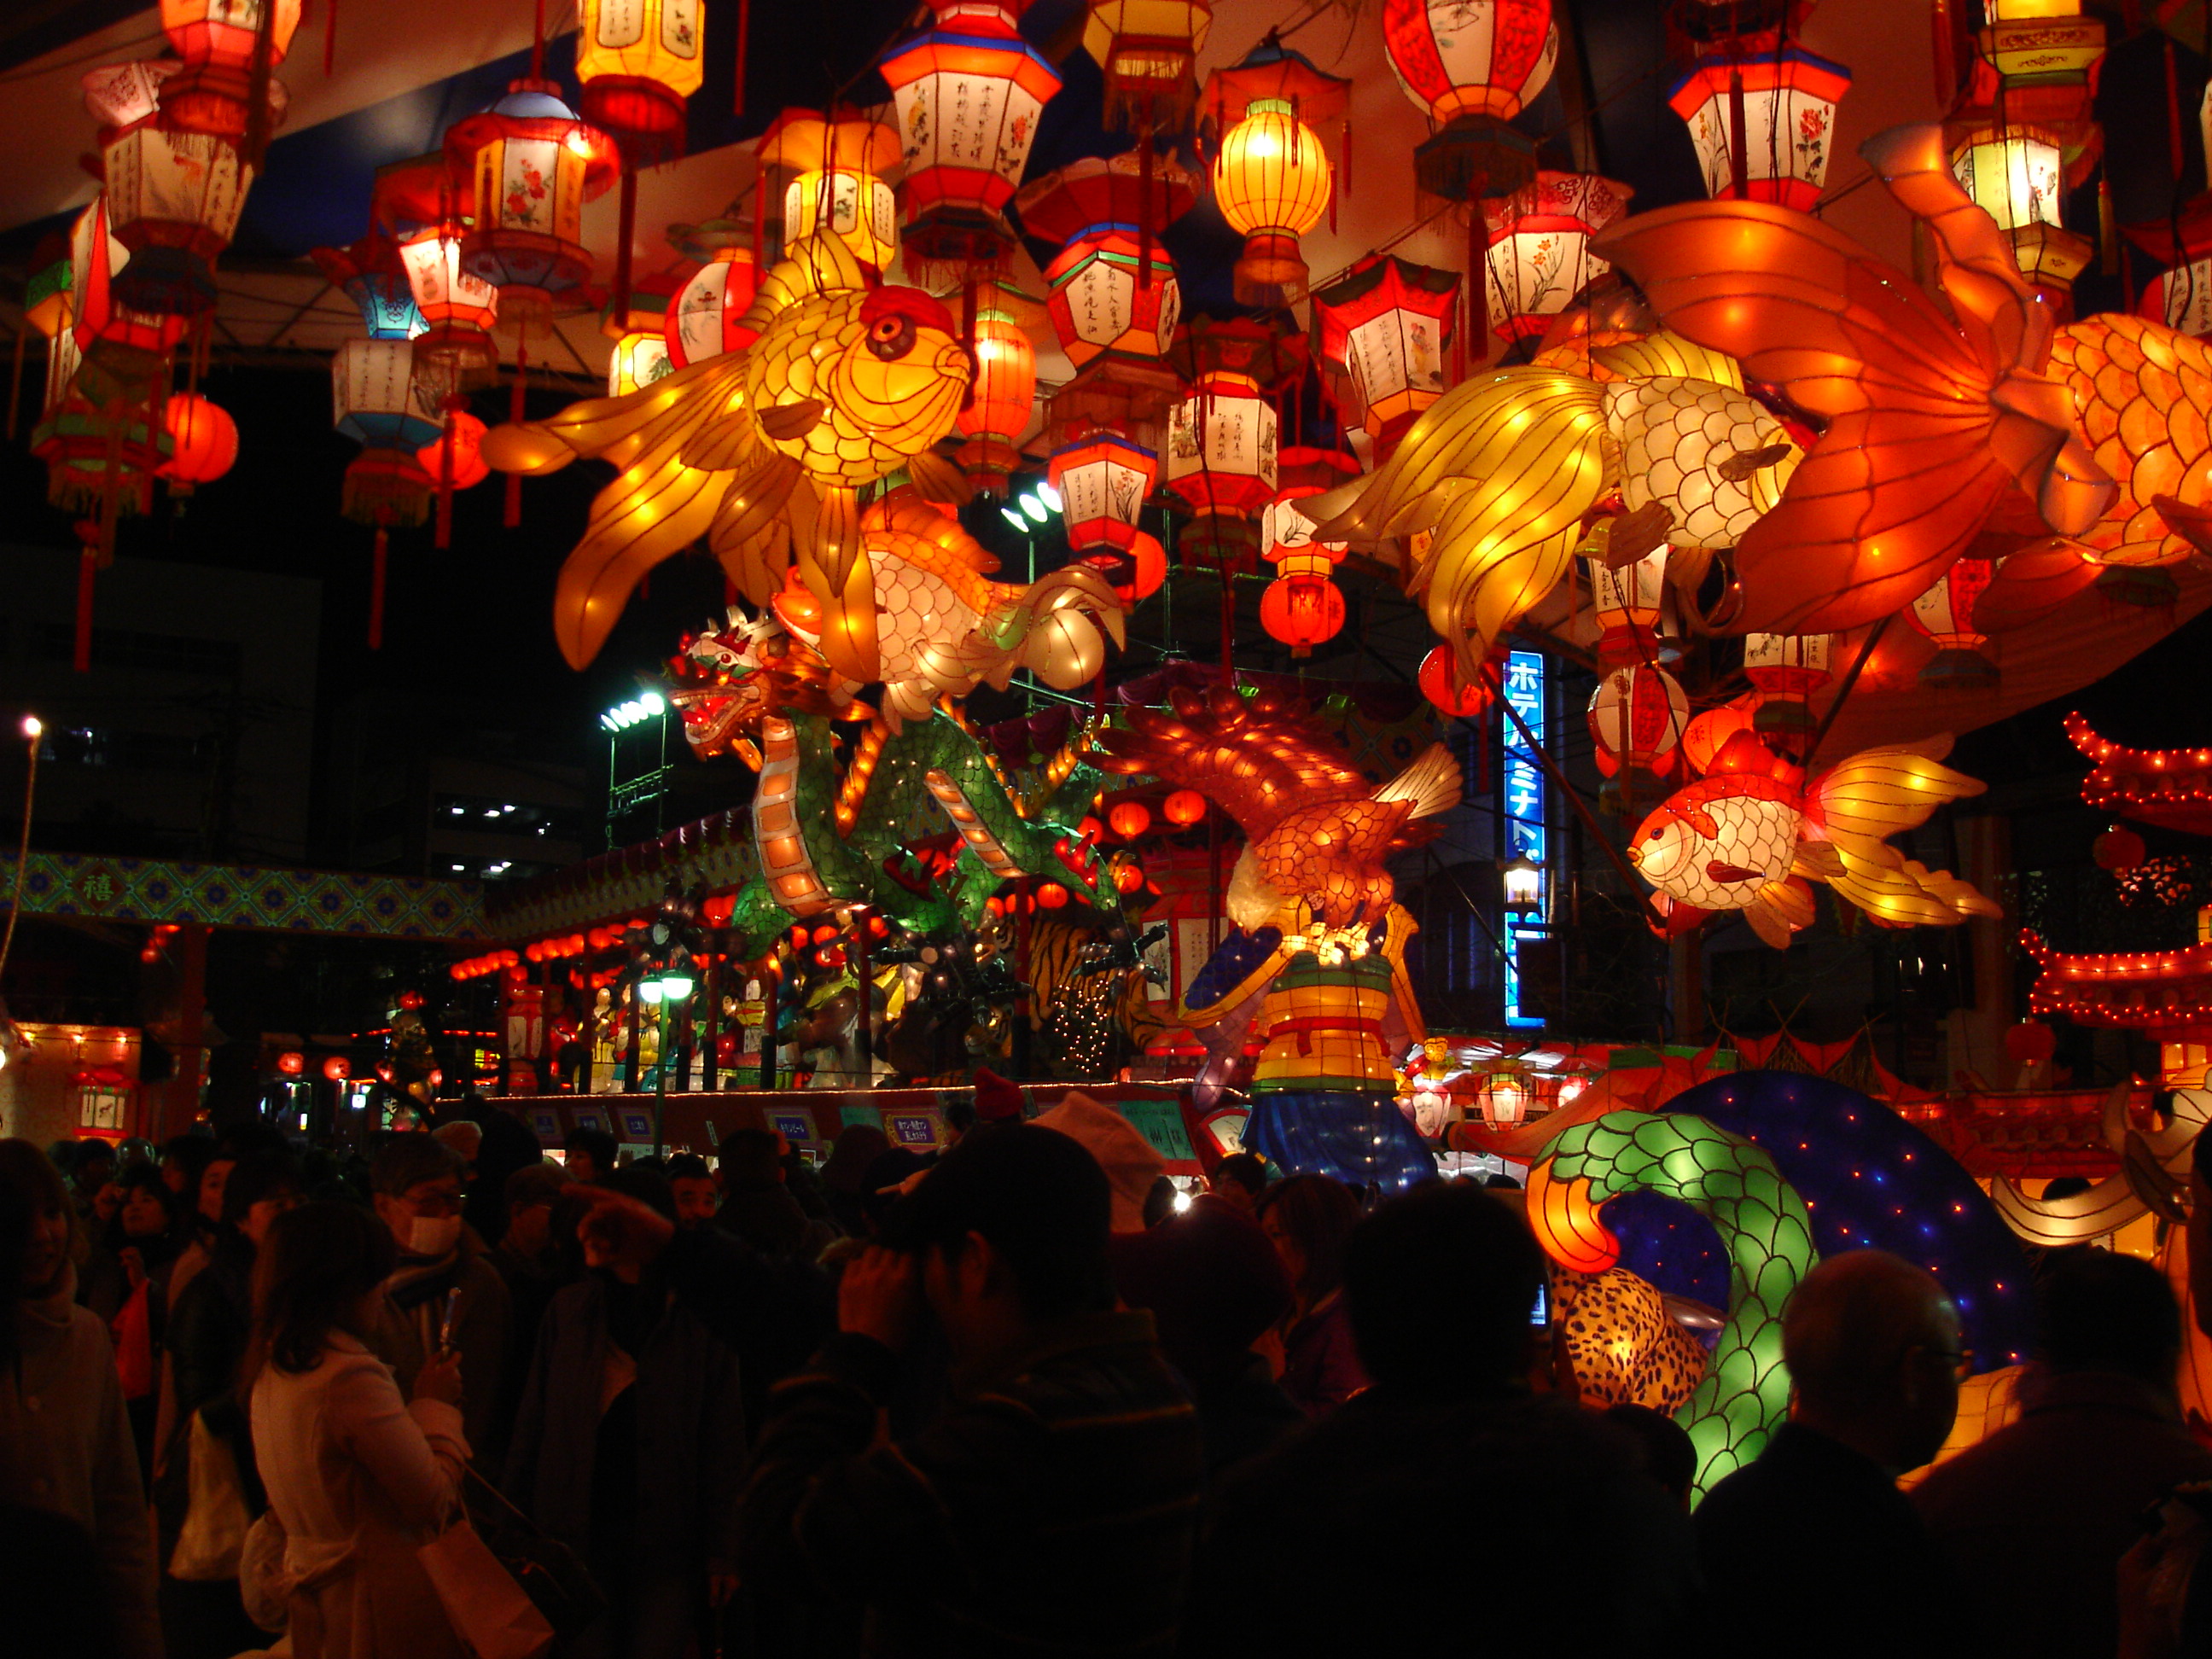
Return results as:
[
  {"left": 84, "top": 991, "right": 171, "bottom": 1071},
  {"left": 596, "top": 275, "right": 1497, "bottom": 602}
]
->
[
  {"left": 502, "top": 1272, "right": 747, "bottom": 1580},
  {"left": 0, "top": 1268, "right": 161, "bottom": 1659},
  {"left": 369, "top": 1242, "right": 511, "bottom": 1467},
  {"left": 250, "top": 1333, "right": 469, "bottom": 1659}
]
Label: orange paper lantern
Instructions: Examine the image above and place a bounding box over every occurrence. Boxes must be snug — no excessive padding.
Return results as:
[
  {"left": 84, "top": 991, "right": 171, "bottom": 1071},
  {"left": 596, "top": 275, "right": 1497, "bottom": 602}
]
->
[
  {"left": 1161, "top": 789, "right": 1207, "bottom": 825},
  {"left": 1036, "top": 881, "right": 1070, "bottom": 909},
  {"left": 158, "top": 393, "right": 239, "bottom": 486},
  {"left": 418, "top": 411, "right": 491, "bottom": 492},
  {"left": 1109, "top": 800, "right": 1151, "bottom": 838},
  {"left": 955, "top": 292, "right": 1039, "bottom": 495},
  {"left": 1419, "top": 644, "right": 1493, "bottom": 717}
]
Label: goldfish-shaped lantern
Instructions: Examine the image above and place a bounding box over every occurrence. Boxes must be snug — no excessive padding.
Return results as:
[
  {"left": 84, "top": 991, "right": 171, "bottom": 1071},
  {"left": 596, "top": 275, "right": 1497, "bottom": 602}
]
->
[
  {"left": 482, "top": 235, "right": 973, "bottom": 678},
  {"left": 1627, "top": 731, "right": 2000, "bottom": 948}
]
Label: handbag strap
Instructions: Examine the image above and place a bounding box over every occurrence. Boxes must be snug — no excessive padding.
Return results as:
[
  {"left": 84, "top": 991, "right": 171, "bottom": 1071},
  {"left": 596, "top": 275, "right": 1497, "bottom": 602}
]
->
[{"left": 462, "top": 1464, "right": 542, "bottom": 1533}]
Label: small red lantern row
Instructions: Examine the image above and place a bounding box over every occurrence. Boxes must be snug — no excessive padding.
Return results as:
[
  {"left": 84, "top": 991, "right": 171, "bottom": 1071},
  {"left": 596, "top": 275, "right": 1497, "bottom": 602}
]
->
[{"left": 451, "top": 949, "right": 522, "bottom": 980}]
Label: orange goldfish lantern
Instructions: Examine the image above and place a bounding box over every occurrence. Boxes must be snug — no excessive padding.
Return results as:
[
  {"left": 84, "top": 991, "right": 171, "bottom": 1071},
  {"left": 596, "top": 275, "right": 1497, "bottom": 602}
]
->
[{"left": 1625, "top": 730, "right": 1999, "bottom": 948}]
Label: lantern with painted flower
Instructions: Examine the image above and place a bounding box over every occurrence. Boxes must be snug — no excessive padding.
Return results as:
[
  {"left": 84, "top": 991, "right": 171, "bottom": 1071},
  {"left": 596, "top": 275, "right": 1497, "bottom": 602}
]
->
[
  {"left": 760, "top": 109, "right": 899, "bottom": 270},
  {"left": 1051, "top": 429, "right": 1156, "bottom": 556},
  {"left": 1313, "top": 254, "right": 1458, "bottom": 461},
  {"left": 1743, "top": 632, "right": 1832, "bottom": 737},
  {"left": 378, "top": 156, "right": 501, "bottom": 380},
  {"left": 663, "top": 222, "right": 759, "bottom": 367},
  {"left": 953, "top": 281, "right": 1042, "bottom": 495},
  {"left": 1482, "top": 171, "right": 1631, "bottom": 344},
  {"left": 1165, "top": 317, "right": 1300, "bottom": 571},
  {"left": 1907, "top": 559, "right": 2000, "bottom": 690},
  {"left": 1668, "top": 45, "right": 1850, "bottom": 212},
  {"left": 156, "top": 0, "right": 301, "bottom": 138},
  {"left": 877, "top": 0, "right": 1063, "bottom": 278},
  {"left": 1381, "top": 0, "right": 1555, "bottom": 201},
  {"left": 601, "top": 265, "right": 679, "bottom": 397},
  {"left": 1950, "top": 124, "right": 2091, "bottom": 313},
  {"left": 575, "top": 0, "right": 703, "bottom": 166},
  {"left": 1259, "top": 447, "right": 1359, "bottom": 656},
  {"left": 1205, "top": 44, "right": 1343, "bottom": 307},
  {"left": 443, "top": 83, "right": 620, "bottom": 317},
  {"left": 100, "top": 121, "right": 256, "bottom": 317}
]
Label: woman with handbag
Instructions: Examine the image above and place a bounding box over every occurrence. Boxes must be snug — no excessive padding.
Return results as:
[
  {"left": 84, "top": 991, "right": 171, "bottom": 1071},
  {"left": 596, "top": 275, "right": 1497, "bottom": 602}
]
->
[{"left": 247, "top": 1199, "right": 471, "bottom": 1659}]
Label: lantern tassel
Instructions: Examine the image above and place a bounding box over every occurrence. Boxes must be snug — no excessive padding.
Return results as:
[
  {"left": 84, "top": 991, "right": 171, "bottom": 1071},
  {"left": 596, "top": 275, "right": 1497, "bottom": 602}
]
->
[
  {"left": 6, "top": 327, "right": 24, "bottom": 444},
  {"left": 1467, "top": 206, "right": 1487, "bottom": 364},
  {"left": 1727, "top": 64, "right": 1749, "bottom": 199},
  {"left": 504, "top": 337, "right": 527, "bottom": 529},
  {"left": 1138, "top": 125, "right": 1154, "bottom": 293},
  {"left": 614, "top": 168, "right": 637, "bottom": 323},
  {"left": 324, "top": 0, "right": 336, "bottom": 77},
  {"left": 735, "top": 0, "right": 753, "bottom": 117},
  {"left": 434, "top": 398, "right": 457, "bottom": 550},
  {"left": 2100, "top": 172, "right": 2118, "bottom": 276},
  {"left": 74, "top": 538, "right": 97, "bottom": 673},
  {"left": 369, "top": 525, "right": 388, "bottom": 649},
  {"left": 244, "top": 0, "right": 277, "bottom": 168}
]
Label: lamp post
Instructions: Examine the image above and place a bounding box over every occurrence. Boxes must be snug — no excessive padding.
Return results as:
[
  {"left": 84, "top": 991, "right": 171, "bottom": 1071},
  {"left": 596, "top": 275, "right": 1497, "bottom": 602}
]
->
[
  {"left": 1501, "top": 854, "right": 1544, "bottom": 916},
  {"left": 635, "top": 963, "right": 694, "bottom": 1156}
]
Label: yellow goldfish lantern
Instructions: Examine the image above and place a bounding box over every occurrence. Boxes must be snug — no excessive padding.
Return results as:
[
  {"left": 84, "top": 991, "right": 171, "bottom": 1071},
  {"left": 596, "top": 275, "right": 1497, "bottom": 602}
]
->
[{"left": 481, "top": 235, "right": 973, "bottom": 678}]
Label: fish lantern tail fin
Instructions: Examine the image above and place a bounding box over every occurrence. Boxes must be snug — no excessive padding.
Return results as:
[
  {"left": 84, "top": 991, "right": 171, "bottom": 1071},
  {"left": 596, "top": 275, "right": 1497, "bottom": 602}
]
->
[{"left": 1803, "top": 738, "right": 1999, "bottom": 927}]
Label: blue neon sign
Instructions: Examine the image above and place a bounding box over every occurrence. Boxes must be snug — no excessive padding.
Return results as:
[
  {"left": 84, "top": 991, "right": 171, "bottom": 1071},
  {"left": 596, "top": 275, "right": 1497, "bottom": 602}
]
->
[{"left": 1501, "top": 649, "right": 1545, "bottom": 1027}]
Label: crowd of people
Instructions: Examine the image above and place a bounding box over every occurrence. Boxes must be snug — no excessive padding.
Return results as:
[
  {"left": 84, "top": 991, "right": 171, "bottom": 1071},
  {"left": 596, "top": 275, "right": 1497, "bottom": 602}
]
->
[{"left": 9, "top": 1086, "right": 2212, "bottom": 1657}]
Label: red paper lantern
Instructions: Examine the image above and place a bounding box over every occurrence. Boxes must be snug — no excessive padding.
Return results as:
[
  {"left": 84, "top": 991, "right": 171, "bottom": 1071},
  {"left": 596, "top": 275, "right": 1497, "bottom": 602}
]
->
[
  {"left": 158, "top": 393, "right": 238, "bottom": 486},
  {"left": 323, "top": 1056, "right": 351, "bottom": 1081},
  {"left": 1108, "top": 801, "right": 1151, "bottom": 839},
  {"left": 2004, "top": 1020, "right": 2057, "bottom": 1067},
  {"left": 1668, "top": 45, "right": 1852, "bottom": 214},
  {"left": 1114, "top": 861, "right": 1146, "bottom": 894},
  {"left": 1481, "top": 171, "right": 1633, "bottom": 344},
  {"left": 1162, "top": 789, "right": 1207, "bottom": 825},
  {"left": 1020, "top": 154, "right": 1194, "bottom": 373},
  {"left": 2093, "top": 827, "right": 2146, "bottom": 872},
  {"left": 157, "top": 0, "right": 301, "bottom": 137},
  {"left": 1051, "top": 431, "right": 1157, "bottom": 554},
  {"left": 1906, "top": 559, "right": 2000, "bottom": 690},
  {"left": 417, "top": 411, "right": 491, "bottom": 492},
  {"left": 1036, "top": 881, "right": 1070, "bottom": 909},
  {"left": 1381, "top": 0, "right": 1556, "bottom": 200},
  {"left": 1419, "top": 645, "right": 1493, "bottom": 717},
  {"left": 1743, "top": 632, "right": 1833, "bottom": 737},
  {"left": 276, "top": 1051, "right": 305, "bottom": 1076},
  {"left": 1586, "top": 662, "right": 1689, "bottom": 781},
  {"left": 664, "top": 239, "right": 759, "bottom": 367},
  {"left": 955, "top": 288, "right": 1039, "bottom": 496}
]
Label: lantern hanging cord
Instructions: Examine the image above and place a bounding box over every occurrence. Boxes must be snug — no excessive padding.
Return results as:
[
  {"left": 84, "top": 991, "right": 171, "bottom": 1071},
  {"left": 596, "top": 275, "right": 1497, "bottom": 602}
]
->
[{"left": 0, "top": 724, "right": 40, "bottom": 987}]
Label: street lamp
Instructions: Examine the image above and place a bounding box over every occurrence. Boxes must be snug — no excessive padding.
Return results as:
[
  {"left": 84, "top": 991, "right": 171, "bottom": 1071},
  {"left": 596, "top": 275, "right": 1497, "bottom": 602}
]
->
[
  {"left": 636, "top": 964, "right": 694, "bottom": 1155},
  {"left": 1501, "top": 854, "right": 1544, "bottom": 915}
]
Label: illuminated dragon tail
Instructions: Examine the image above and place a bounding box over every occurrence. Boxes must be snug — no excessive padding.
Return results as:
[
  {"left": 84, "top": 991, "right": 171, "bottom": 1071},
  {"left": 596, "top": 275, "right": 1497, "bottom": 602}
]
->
[
  {"left": 1304, "top": 369, "right": 1610, "bottom": 684},
  {"left": 1800, "top": 738, "right": 2001, "bottom": 927}
]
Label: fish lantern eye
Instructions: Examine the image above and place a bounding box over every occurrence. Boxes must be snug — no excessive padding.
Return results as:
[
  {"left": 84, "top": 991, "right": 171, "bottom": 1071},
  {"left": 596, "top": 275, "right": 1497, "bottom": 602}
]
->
[
  {"left": 1647, "top": 829, "right": 1664, "bottom": 841},
  {"left": 866, "top": 313, "right": 918, "bottom": 362}
]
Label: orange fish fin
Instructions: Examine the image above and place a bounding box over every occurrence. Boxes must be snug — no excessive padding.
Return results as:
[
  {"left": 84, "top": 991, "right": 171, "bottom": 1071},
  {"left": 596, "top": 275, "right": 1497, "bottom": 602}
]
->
[
  {"left": 1744, "top": 877, "right": 1815, "bottom": 950},
  {"left": 1791, "top": 840, "right": 1845, "bottom": 883}
]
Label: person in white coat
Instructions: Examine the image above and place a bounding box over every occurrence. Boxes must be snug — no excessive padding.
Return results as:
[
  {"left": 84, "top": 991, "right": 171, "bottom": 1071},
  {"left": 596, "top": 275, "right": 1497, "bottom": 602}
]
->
[
  {"left": 247, "top": 1200, "right": 470, "bottom": 1659},
  {"left": 0, "top": 1138, "right": 160, "bottom": 1659}
]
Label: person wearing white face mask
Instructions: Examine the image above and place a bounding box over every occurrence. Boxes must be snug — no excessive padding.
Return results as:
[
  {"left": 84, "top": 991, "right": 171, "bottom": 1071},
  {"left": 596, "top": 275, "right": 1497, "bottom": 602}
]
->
[{"left": 367, "top": 1137, "right": 511, "bottom": 1469}]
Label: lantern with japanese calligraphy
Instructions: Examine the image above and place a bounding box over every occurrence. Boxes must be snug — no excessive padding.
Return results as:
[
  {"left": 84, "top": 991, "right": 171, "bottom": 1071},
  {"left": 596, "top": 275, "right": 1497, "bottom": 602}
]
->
[
  {"left": 1950, "top": 125, "right": 2091, "bottom": 314},
  {"left": 760, "top": 110, "right": 899, "bottom": 271},
  {"left": 99, "top": 122, "right": 254, "bottom": 317},
  {"left": 443, "top": 83, "right": 620, "bottom": 317},
  {"left": 877, "top": 0, "right": 1063, "bottom": 279},
  {"left": 1907, "top": 559, "right": 2000, "bottom": 690},
  {"left": 156, "top": 0, "right": 301, "bottom": 139},
  {"left": 310, "top": 235, "right": 423, "bottom": 341},
  {"left": 954, "top": 282, "right": 1041, "bottom": 495},
  {"left": 1743, "top": 632, "right": 1832, "bottom": 738},
  {"left": 1584, "top": 537, "right": 1668, "bottom": 668},
  {"left": 1259, "top": 449, "right": 1359, "bottom": 656},
  {"left": 575, "top": 0, "right": 703, "bottom": 167},
  {"left": 1587, "top": 662, "right": 1690, "bottom": 805},
  {"left": 663, "top": 225, "right": 759, "bottom": 367},
  {"left": 1482, "top": 171, "right": 1631, "bottom": 345},
  {"left": 1668, "top": 44, "right": 1851, "bottom": 212},
  {"left": 1313, "top": 255, "right": 1459, "bottom": 461},
  {"left": 1051, "top": 429, "right": 1156, "bottom": 554},
  {"left": 1381, "top": 0, "right": 1555, "bottom": 201},
  {"left": 1205, "top": 45, "right": 1343, "bottom": 308},
  {"left": 334, "top": 338, "right": 441, "bottom": 646},
  {"left": 1166, "top": 376, "right": 1276, "bottom": 570},
  {"left": 1085, "top": 0, "right": 1211, "bottom": 131},
  {"left": 1018, "top": 153, "right": 1193, "bottom": 378}
]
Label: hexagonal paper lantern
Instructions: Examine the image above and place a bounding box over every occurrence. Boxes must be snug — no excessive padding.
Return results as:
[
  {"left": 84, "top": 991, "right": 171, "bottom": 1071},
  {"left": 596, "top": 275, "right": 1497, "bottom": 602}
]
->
[
  {"left": 102, "top": 124, "right": 255, "bottom": 317},
  {"left": 444, "top": 83, "right": 620, "bottom": 317},
  {"left": 334, "top": 340, "right": 445, "bottom": 453},
  {"left": 760, "top": 110, "right": 900, "bottom": 270},
  {"left": 1381, "top": 0, "right": 1555, "bottom": 199},
  {"left": 374, "top": 156, "right": 497, "bottom": 373},
  {"left": 1950, "top": 124, "right": 2091, "bottom": 311},
  {"left": 1313, "top": 254, "right": 1458, "bottom": 459},
  {"left": 1907, "top": 559, "right": 2000, "bottom": 690},
  {"left": 70, "top": 199, "right": 186, "bottom": 357},
  {"left": 1051, "top": 430, "right": 1158, "bottom": 554},
  {"left": 1743, "top": 632, "right": 1832, "bottom": 737},
  {"left": 1166, "top": 375, "right": 1277, "bottom": 571},
  {"left": 311, "top": 236, "right": 424, "bottom": 341},
  {"left": 1668, "top": 45, "right": 1851, "bottom": 212},
  {"left": 608, "top": 329, "right": 673, "bottom": 397},
  {"left": 1584, "top": 540, "right": 1668, "bottom": 667},
  {"left": 158, "top": 0, "right": 301, "bottom": 138},
  {"left": 576, "top": 0, "right": 704, "bottom": 166},
  {"left": 1019, "top": 153, "right": 1195, "bottom": 372},
  {"left": 878, "top": 0, "right": 1063, "bottom": 276},
  {"left": 1085, "top": 0, "right": 1211, "bottom": 131},
  {"left": 1482, "top": 171, "right": 1632, "bottom": 343}
]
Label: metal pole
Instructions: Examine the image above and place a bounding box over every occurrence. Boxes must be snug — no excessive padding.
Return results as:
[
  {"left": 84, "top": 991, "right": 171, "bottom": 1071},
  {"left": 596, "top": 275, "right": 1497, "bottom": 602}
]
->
[{"left": 654, "top": 996, "right": 668, "bottom": 1157}]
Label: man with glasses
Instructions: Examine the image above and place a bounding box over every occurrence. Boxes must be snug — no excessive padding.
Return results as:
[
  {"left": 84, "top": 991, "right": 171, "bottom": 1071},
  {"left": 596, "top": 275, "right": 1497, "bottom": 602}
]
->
[
  {"left": 367, "top": 1136, "right": 513, "bottom": 1464},
  {"left": 1694, "top": 1249, "right": 1969, "bottom": 1659}
]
